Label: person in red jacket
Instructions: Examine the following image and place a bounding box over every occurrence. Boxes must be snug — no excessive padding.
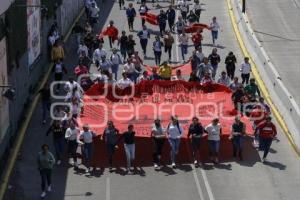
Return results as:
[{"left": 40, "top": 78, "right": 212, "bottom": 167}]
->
[
  {"left": 256, "top": 116, "right": 277, "bottom": 162},
  {"left": 192, "top": 29, "right": 203, "bottom": 50},
  {"left": 250, "top": 105, "right": 268, "bottom": 148}
]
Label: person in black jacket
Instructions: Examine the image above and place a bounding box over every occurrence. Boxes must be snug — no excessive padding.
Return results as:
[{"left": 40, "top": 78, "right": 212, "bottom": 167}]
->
[
  {"left": 225, "top": 52, "right": 237, "bottom": 80},
  {"left": 166, "top": 5, "right": 176, "bottom": 32},
  {"left": 39, "top": 84, "right": 51, "bottom": 124},
  {"left": 188, "top": 117, "right": 204, "bottom": 166},
  {"left": 157, "top": 10, "right": 167, "bottom": 37}
]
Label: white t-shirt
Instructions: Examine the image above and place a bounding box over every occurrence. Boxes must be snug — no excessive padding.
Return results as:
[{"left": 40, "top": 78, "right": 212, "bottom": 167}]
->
[
  {"left": 123, "top": 63, "right": 136, "bottom": 73},
  {"left": 78, "top": 44, "right": 89, "bottom": 56},
  {"left": 167, "top": 123, "right": 183, "bottom": 139},
  {"left": 178, "top": 1, "right": 188, "bottom": 12},
  {"left": 65, "top": 127, "right": 80, "bottom": 141},
  {"left": 205, "top": 123, "right": 221, "bottom": 141},
  {"left": 80, "top": 131, "right": 96, "bottom": 144},
  {"left": 240, "top": 63, "right": 251, "bottom": 74},
  {"left": 117, "top": 78, "right": 133, "bottom": 89},
  {"left": 93, "top": 48, "right": 107, "bottom": 63},
  {"left": 210, "top": 22, "right": 220, "bottom": 32},
  {"left": 179, "top": 34, "right": 189, "bottom": 45},
  {"left": 110, "top": 53, "right": 122, "bottom": 65}
]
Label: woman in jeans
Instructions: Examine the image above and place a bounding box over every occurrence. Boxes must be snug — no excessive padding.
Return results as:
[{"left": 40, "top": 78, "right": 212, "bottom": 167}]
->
[
  {"left": 119, "top": 124, "right": 136, "bottom": 173},
  {"left": 167, "top": 116, "right": 184, "bottom": 168},
  {"left": 151, "top": 119, "right": 166, "bottom": 170},
  {"left": 79, "top": 124, "right": 97, "bottom": 173},
  {"left": 37, "top": 144, "right": 55, "bottom": 198},
  {"left": 102, "top": 121, "right": 119, "bottom": 172},
  {"left": 205, "top": 118, "right": 222, "bottom": 164}
]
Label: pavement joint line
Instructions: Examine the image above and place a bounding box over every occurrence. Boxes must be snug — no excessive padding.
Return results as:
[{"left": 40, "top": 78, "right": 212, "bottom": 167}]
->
[
  {"left": 106, "top": 177, "right": 110, "bottom": 200},
  {"left": 225, "top": 0, "right": 300, "bottom": 157},
  {"left": 0, "top": 7, "right": 85, "bottom": 200}
]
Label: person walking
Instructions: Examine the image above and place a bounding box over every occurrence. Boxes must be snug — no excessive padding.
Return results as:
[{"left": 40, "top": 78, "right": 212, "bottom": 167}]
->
[
  {"left": 119, "top": 124, "right": 136, "bottom": 173},
  {"left": 178, "top": 0, "right": 189, "bottom": 23},
  {"left": 39, "top": 84, "right": 51, "bottom": 124},
  {"left": 153, "top": 35, "right": 163, "bottom": 65},
  {"left": 188, "top": 117, "right": 204, "bottom": 166},
  {"left": 119, "top": 0, "right": 125, "bottom": 10},
  {"left": 244, "top": 78, "right": 261, "bottom": 97},
  {"left": 157, "top": 10, "right": 168, "bottom": 37},
  {"left": 256, "top": 116, "right": 277, "bottom": 162},
  {"left": 137, "top": 25, "right": 150, "bottom": 57},
  {"left": 217, "top": 71, "right": 231, "bottom": 87},
  {"left": 37, "top": 144, "right": 55, "bottom": 198},
  {"left": 46, "top": 120, "right": 65, "bottom": 165},
  {"left": 102, "top": 121, "right": 119, "bottom": 171},
  {"left": 126, "top": 3, "right": 137, "bottom": 31},
  {"left": 175, "top": 16, "right": 186, "bottom": 35},
  {"left": 205, "top": 118, "right": 222, "bottom": 164},
  {"left": 167, "top": 115, "right": 184, "bottom": 168},
  {"left": 198, "top": 57, "right": 213, "bottom": 80},
  {"left": 118, "top": 31, "right": 128, "bottom": 60},
  {"left": 65, "top": 122, "right": 81, "bottom": 169},
  {"left": 139, "top": 2, "right": 149, "bottom": 26},
  {"left": 225, "top": 52, "right": 237, "bottom": 80},
  {"left": 179, "top": 31, "right": 189, "bottom": 62},
  {"left": 210, "top": 16, "right": 221, "bottom": 46},
  {"left": 187, "top": 10, "right": 199, "bottom": 24},
  {"left": 51, "top": 40, "right": 65, "bottom": 62},
  {"left": 127, "top": 34, "right": 136, "bottom": 58},
  {"left": 110, "top": 48, "right": 123, "bottom": 80},
  {"left": 52, "top": 59, "right": 68, "bottom": 93},
  {"left": 193, "top": 0, "right": 202, "bottom": 22},
  {"left": 79, "top": 124, "right": 97, "bottom": 173},
  {"left": 240, "top": 57, "right": 251, "bottom": 85},
  {"left": 208, "top": 48, "right": 221, "bottom": 80},
  {"left": 151, "top": 119, "right": 166, "bottom": 170},
  {"left": 229, "top": 116, "right": 246, "bottom": 161},
  {"left": 166, "top": 5, "right": 176, "bottom": 32},
  {"left": 192, "top": 29, "right": 203, "bottom": 50},
  {"left": 163, "top": 31, "right": 175, "bottom": 61}
]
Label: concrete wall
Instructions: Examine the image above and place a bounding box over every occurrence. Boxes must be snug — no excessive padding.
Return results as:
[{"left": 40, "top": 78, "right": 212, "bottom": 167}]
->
[{"left": 231, "top": 0, "right": 300, "bottom": 149}]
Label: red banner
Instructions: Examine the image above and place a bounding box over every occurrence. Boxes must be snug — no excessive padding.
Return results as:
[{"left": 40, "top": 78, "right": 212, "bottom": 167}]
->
[
  {"left": 79, "top": 81, "right": 253, "bottom": 137},
  {"left": 184, "top": 23, "right": 211, "bottom": 33},
  {"left": 98, "top": 26, "right": 119, "bottom": 42},
  {"left": 141, "top": 12, "right": 158, "bottom": 25}
]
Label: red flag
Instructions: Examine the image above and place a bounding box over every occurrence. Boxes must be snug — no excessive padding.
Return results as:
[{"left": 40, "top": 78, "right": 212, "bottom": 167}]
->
[
  {"left": 140, "top": 12, "right": 158, "bottom": 25},
  {"left": 98, "top": 26, "right": 119, "bottom": 42},
  {"left": 184, "top": 23, "right": 211, "bottom": 33}
]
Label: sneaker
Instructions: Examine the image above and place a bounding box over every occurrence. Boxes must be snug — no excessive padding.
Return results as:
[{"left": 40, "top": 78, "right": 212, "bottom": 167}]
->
[
  {"left": 194, "top": 160, "right": 198, "bottom": 166},
  {"left": 171, "top": 162, "right": 176, "bottom": 168},
  {"left": 154, "top": 163, "right": 158, "bottom": 170},
  {"left": 262, "top": 157, "right": 267, "bottom": 163},
  {"left": 47, "top": 185, "right": 51, "bottom": 192},
  {"left": 41, "top": 191, "right": 46, "bottom": 198},
  {"left": 85, "top": 168, "right": 89, "bottom": 173},
  {"left": 56, "top": 160, "right": 61, "bottom": 165}
]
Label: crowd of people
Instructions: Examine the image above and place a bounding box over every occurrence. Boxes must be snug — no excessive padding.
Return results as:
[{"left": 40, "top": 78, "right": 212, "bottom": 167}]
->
[{"left": 38, "top": 0, "right": 278, "bottom": 198}]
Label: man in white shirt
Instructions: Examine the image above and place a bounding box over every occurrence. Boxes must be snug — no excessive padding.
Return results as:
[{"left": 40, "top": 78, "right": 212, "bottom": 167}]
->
[
  {"left": 193, "top": 0, "right": 202, "bottom": 22},
  {"left": 89, "top": 2, "right": 99, "bottom": 27},
  {"left": 123, "top": 59, "right": 139, "bottom": 82},
  {"left": 205, "top": 118, "right": 222, "bottom": 163},
  {"left": 93, "top": 43, "right": 107, "bottom": 64},
  {"left": 65, "top": 122, "right": 81, "bottom": 167},
  {"left": 240, "top": 57, "right": 251, "bottom": 85},
  {"left": 210, "top": 16, "right": 220, "bottom": 46},
  {"left": 137, "top": 71, "right": 150, "bottom": 83},
  {"left": 117, "top": 72, "right": 133, "bottom": 89},
  {"left": 77, "top": 41, "right": 89, "bottom": 57},
  {"left": 80, "top": 124, "right": 97, "bottom": 173}
]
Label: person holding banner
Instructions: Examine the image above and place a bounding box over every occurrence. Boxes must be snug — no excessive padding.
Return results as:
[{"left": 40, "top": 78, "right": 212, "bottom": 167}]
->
[
  {"left": 205, "top": 118, "right": 222, "bottom": 164},
  {"left": 102, "top": 121, "right": 120, "bottom": 172},
  {"left": 188, "top": 117, "right": 204, "bottom": 166},
  {"left": 158, "top": 61, "right": 172, "bottom": 80},
  {"left": 167, "top": 116, "right": 184, "bottom": 168},
  {"left": 151, "top": 119, "right": 166, "bottom": 170},
  {"left": 229, "top": 116, "right": 246, "bottom": 161}
]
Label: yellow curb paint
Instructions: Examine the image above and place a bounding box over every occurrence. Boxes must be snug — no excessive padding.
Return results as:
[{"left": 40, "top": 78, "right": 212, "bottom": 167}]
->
[
  {"left": 0, "top": 8, "right": 85, "bottom": 200},
  {"left": 226, "top": 0, "right": 300, "bottom": 157}
]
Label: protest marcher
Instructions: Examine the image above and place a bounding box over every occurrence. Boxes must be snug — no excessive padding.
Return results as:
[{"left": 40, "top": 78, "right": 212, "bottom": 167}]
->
[
  {"left": 98, "top": 55, "right": 112, "bottom": 74},
  {"left": 107, "top": 20, "right": 119, "bottom": 48},
  {"left": 171, "top": 69, "right": 184, "bottom": 81},
  {"left": 225, "top": 52, "right": 237, "bottom": 80},
  {"left": 163, "top": 31, "right": 174, "bottom": 61},
  {"left": 117, "top": 72, "right": 133, "bottom": 89},
  {"left": 149, "top": 68, "right": 161, "bottom": 80},
  {"left": 127, "top": 34, "right": 136, "bottom": 58},
  {"left": 256, "top": 116, "right": 277, "bottom": 162},
  {"left": 51, "top": 41, "right": 65, "bottom": 62},
  {"left": 179, "top": 31, "right": 189, "bottom": 62},
  {"left": 205, "top": 118, "right": 222, "bottom": 164},
  {"left": 126, "top": 3, "right": 137, "bottom": 31},
  {"left": 52, "top": 59, "right": 68, "bottom": 93},
  {"left": 192, "top": 29, "right": 203, "bottom": 50},
  {"left": 188, "top": 117, "right": 204, "bottom": 166},
  {"left": 39, "top": 84, "right": 51, "bottom": 124},
  {"left": 175, "top": 16, "right": 186, "bottom": 34},
  {"left": 217, "top": 71, "right": 231, "bottom": 87},
  {"left": 195, "top": 46, "right": 205, "bottom": 63},
  {"left": 210, "top": 16, "right": 221, "bottom": 46},
  {"left": 79, "top": 124, "right": 97, "bottom": 173},
  {"left": 193, "top": 0, "right": 202, "bottom": 22},
  {"left": 191, "top": 50, "right": 201, "bottom": 72},
  {"left": 245, "top": 78, "right": 261, "bottom": 97},
  {"left": 158, "top": 61, "right": 172, "bottom": 80},
  {"left": 46, "top": 120, "right": 65, "bottom": 165},
  {"left": 167, "top": 115, "right": 184, "bottom": 168},
  {"left": 240, "top": 57, "right": 251, "bottom": 85},
  {"left": 229, "top": 77, "right": 243, "bottom": 92},
  {"left": 157, "top": 10, "right": 168, "bottom": 36},
  {"left": 89, "top": 2, "right": 100, "bottom": 28},
  {"left": 131, "top": 51, "right": 144, "bottom": 73},
  {"left": 198, "top": 57, "right": 213, "bottom": 80},
  {"left": 65, "top": 122, "right": 81, "bottom": 169},
  {"left": 110, "top": 48, "right": 123, "bottom": 80},
  {"left": 123, "top": 58, "right": 139, "bottom": 82},
  {"left": 178, "top": 0, "right": 189, "bottom": 23},
  {"left": 232, "top": 84, "right": 245, "bottom": 112},
  {"left": 137, "top": 25, "right": 150, "bottom": 57},
  {"left": 187, "top": 10, "right": 199, "bottom": 24},
  {"left": 118, "top": 124, "right": 136, "bottom": 173},
  {"left": 102, "top": 121, "right": 120, "bottom": 172},
  {"left": 166, "top": 5, "right": 176, "bottom": 32},
  {"left": 118, "top": 31, "right": 128, "bottom": 60},
  {"left": 151, "top": 119, "right": 166, "bottom": 170},
  {"left": 229, "top": 116, "right": 246, "bottom": 161},
  {"left": 208, "top": 48, "right": 221, "bottom": 80},
  {"left": 189, "top": 71, "right": 200, "bottom": 82},
  {"left": 139, "top": 2, "right": 149, "bottom": 26},
  {"left": 153, "top": 35, "right": 163, "bottom": 65},
  {"left": 137, "top": 71, "right": 150, "bottom": 83},
  {"left": 93, "top": 43, "right": 107, "bottom": 64},
  {"left": 72, "top": 22, "right": 85, "bottom": 45},
  {"left": 74, "top": 61, "right": 88, "bottom": 78},
  {"left": 38, "top": 144, "right": 55, "bottom": 198}
]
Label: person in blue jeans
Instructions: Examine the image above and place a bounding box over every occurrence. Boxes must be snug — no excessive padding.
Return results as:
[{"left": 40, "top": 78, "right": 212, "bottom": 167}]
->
[
  {"left": 205, "top": 118, "right": 222, "bottom": 164},
  {"left": 179, "top": 31, "right": 189, "bottom": 62},
  {"left": 79, "top": 124, "right": 97, "bottom": 173},
  {"left": 167, "top": 116, "right": 184, "bottom": 168},
  {"left": 229, "top": 116, "right": 246, "bottom": 161},
  {"left": 153, "top": 36, "right": 163, "bottom": 65}
]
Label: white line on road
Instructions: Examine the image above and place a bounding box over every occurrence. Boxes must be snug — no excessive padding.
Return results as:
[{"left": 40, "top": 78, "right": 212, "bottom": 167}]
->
[
  {"left": 191, "top": 164, "right": 205, "bottom": 200},
  {"left": 200, "top": 168, "right": 216, "bottom": 200},
  {"left": 106, "top": 177, "right": 110, "bottom": 200}
]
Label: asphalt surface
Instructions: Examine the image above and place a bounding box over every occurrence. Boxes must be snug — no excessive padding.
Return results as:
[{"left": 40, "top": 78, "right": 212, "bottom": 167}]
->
[
  {"left": 4, "top": 1, "right": 300, "bottom": 200},
  {"left": 246, "top": 0, "right": 300, "bottom": 106}
]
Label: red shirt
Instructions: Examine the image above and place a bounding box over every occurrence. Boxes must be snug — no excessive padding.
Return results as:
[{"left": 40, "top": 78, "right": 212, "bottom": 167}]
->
[
  {"left": 250, "top": 107, "right": 267, "bottom": 126},
  {"left": 257, "top": 122, "right": 277, "bottom": 139},
  {"left": 74, "top": 65, "right": 88, "bottom": 76},
  {"left": 192, "top": 33, "right": 203, "bottom": 45}
]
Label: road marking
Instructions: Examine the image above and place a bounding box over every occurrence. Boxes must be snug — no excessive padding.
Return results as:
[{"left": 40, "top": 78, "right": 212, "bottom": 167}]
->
[
  {"left": 191, "top": 165, "right": 205, "bottom": 200},
  {"left": 106, "top": 177, "right": 110, "bottom": 200},
  {"left": 199, "top": 168, "right": 215, "bottom": 200}
]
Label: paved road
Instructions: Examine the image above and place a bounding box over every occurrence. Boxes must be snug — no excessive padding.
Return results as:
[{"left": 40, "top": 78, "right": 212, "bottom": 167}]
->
[
  {"left": 246, "top": 0, "right": 300, "bottom": 106},
  {"left": 4, "top": 1, "right": 300, "bottom": 200}
]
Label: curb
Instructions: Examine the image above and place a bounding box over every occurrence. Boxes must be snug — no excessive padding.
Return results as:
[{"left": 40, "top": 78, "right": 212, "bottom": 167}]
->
[
  {"left": 226, "top": 0, "right": 300, "bottom": 156},
  {"left": 0, "top": 8, "right": 85, "bottom": 200}
]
